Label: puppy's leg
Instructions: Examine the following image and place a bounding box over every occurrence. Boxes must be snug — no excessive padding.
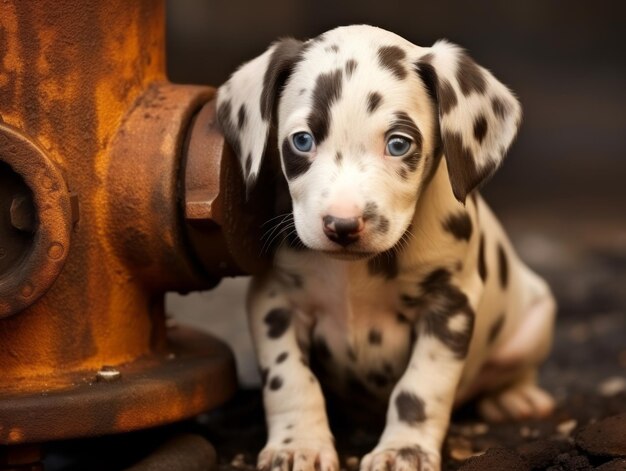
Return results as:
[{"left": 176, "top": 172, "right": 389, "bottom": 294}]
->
[
  {"left": 361, "top": 273, "right": 477, "bottom": 471},
  {"left": 478, "top": 292, "right": 556, "bottom": 422},
  {"left": 248, "top": 275, "right": 338, "bottom": 471}
]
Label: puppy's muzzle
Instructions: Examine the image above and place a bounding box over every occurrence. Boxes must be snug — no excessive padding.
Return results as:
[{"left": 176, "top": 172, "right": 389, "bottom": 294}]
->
[{"left": 322, "top": 215, "right": 364, "bottom": 247}]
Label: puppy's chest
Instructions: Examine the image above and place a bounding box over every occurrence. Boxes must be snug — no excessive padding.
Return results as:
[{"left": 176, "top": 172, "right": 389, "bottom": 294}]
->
[{"left": 283, "top": 257, "right": 418, "bottom": 398}]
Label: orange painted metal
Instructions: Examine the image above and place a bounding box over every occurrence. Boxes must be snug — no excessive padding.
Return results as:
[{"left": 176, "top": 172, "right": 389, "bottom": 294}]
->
[{"left": 0, "top": 0, "right": 241, "bottom": 445}]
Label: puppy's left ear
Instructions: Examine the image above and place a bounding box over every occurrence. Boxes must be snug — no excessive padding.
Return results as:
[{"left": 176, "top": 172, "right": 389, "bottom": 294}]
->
[
  {"left": 415, "top": 41, "right": 522, "bottom": 203},
  {"left": 217, "top": 38, "right": 304, "bottom": 192}
]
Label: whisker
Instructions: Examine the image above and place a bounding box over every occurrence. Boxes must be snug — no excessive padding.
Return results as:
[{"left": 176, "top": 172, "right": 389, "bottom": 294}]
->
[
  {"left": 261, "top": 213, "right": 292, "bottom": 242},
  {"left": 263, "top": 220, "right": 295, "bottom": 254},
  {"left": 261, "top": 212, "right": 293, "bottom": 228}
]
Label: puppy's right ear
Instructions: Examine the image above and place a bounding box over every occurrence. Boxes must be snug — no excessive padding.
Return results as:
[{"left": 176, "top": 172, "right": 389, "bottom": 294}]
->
[{"left": 217, "top": 38, "right": 304, "bottom": 192}]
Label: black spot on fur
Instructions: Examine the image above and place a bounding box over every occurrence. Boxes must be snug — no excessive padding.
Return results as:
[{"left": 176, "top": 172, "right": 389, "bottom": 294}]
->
[
  {"left": 269, "top": 376, "right": 283, "bottom": 390},
  {"left": 282, "top": 437, "right": 292, "bottom": 445},
  {"left": 488, "top": 314, "right": 505, "bottom": 345},
  {"left": 368, "top": 226, "right": 411, "bottom": 279},
  {"left": 397, "top": 446, "right": 429, "bottom": 468},
  {"left": 414, "top": 269, "right": 475, "bottom": 358},
  {"left": 237, "top": 104, "right": 247, "bottom": 129},
  {"left": 368, "top": 250, "right": 398, "bottom": 280},
  {"left": 402, "top": 153, "right": 421, "bottom": 173},
  {"left": 264, "top": 308, "right": 291, "bottom": 338},
  {"left": 216, "top": 99, "right": 241, "bottom": 158},
  {"left": 414, "top": 55, "right": 437, "bottom": 102},
  {"left": 272, "top": 455, "right": 284, "bottom": 470},
  {"left": 368, "top": 329, "right": 383, "bottom": 345},
  {"left": 325, "top": 44, "right": 339, "bottom": 53},
  {"left": 335, "top": 151, "right": 343, "bottom": 164},
  {"left": 415, "top": 55, "right": 458, "bottom": 115},
  {"left": 456, "top": 52, "right": 487, "bottom": 96},
  {"left": 474, "top": 114, "right": 488, "bottom": 144},
  {"left": 378, "top": 45, "right": 407, "bottom": 80},
  {"left": 307, "top": 68, "right": 343, "bottom": 143},
  {"left": 367, "top": 92, "right": 382, "bottom": 113},
  {"left": 377, "top": 216, "right": 390, "bottom": 234},
  {"left": 443, "top": 211, "right": 473, "bottom": 241},
  {"left": 497, "top": 243, "right": 509, "bottom": 288},
  {"left": 478, "top": 234, "right": 487, "bottom": 282},
  {"left": 345, "top": 59, "right": 358, "bottom": 78},
  {"left": 443, "top": 130, "right": 497, "bottom": 202},
  {"left": 260, "top": 38, "right": 304, "bottom": 121},
  {"left": 363, "top": 201, "right": 378, "bottom": 220},
  {"left": 492, "top": 97, "right": 509, "bottom": 119},
  {"left": 276, "top": 352, "right": 289, "bottom": 364},
  {"left": 396, "top": 391, "right": 426, "bottom": 425},
  {"left": 282, "top": 137, "right": 312, "bottom": 180},
  {"left": 438, "top": 79, "right": 459, "bottom": 115}
]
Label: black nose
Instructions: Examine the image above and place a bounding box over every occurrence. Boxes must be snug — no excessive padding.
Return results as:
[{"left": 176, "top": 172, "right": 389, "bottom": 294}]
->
[{"left": 323, "top": 215, "right": 363, "bottom": 246}]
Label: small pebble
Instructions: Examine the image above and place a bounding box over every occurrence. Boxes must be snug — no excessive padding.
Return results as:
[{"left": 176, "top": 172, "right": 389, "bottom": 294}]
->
[
  {"left": 230, "top": 453, "right": 246, "bottom": 468},
  {"left": 345, "top": 456, "right": 359, "bottom": 470},
  {"left": 599, "top": 376, "right": 626, "bottom": 397},
  {"left": 95, "top": 366, "right": 121, "bottom": 382},
  {"left": 556, "top": 419, "right": 578, "bottom": 437},
  {"left": 449, "top": 436, "right": 475, "bottom": 461},
  {"left": 458, "top": 422, "right": 490, "bottom": 437},
  {"left": 472, "top": 423, "right": 489, "bottom": 435},
  {"left": 520, "top": 426, "right": 540, "bottom": 439}
]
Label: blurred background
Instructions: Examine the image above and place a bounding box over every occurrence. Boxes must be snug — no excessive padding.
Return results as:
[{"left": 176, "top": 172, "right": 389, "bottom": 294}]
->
[{"left": 165, "top": 0, "right": 626, "bottom": 390}]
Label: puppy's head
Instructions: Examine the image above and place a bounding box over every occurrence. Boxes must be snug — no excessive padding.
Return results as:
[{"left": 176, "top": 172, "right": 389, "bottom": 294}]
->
[{"left": 217, "top": 25, "right": 521, "bottom": 259}]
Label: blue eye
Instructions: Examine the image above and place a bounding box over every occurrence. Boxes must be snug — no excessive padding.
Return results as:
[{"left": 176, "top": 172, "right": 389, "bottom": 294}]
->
[
  {"left": 386, "top": 135, "right": 412, "bottom": 156},
  {"left": 291, "top": 132, "right": 315, "bottom": 153}
]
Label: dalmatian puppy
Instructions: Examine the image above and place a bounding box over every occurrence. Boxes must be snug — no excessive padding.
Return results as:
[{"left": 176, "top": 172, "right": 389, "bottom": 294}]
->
[{"left": 217, "top": 25, "right": 556, "bottom": 471}]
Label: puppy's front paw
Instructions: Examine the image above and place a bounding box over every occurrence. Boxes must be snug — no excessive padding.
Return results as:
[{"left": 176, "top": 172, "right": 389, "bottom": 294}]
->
[
  {"left": 360, "top": 443, "right": 440, "bottom": 471},
  {"left": 258, "top": 440, "right": 338, "bottom": 471}
]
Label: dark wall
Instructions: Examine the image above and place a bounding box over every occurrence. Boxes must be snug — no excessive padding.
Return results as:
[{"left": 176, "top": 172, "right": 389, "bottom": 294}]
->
[{"left": 166, "top": 0, "right": 626, "bottom": 205}]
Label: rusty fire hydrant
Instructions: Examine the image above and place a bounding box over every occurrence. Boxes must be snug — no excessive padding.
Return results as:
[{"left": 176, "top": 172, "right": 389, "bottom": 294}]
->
[{"left": 0, "top": 0, "right": 264, "bottom": 454}]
